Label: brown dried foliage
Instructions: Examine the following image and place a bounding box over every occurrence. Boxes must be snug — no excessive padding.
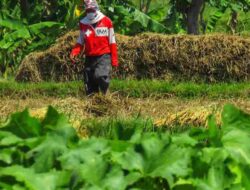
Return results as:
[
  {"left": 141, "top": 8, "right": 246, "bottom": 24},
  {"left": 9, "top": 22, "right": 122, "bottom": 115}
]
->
[{"left": 16, "top": 31, "right": 250, "bottom": 82}]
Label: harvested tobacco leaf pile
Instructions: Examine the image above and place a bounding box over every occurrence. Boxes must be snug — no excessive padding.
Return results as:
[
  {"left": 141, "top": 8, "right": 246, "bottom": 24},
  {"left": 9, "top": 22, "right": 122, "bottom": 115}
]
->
[{"left": 16, "top": 31, "right": 250, "bottom": 82}]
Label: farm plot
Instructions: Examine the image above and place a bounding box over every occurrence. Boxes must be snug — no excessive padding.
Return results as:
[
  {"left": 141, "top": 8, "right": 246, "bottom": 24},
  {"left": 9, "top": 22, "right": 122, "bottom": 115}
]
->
[{"left": 1, "top": 30, "right": 250, "bottom": 189}]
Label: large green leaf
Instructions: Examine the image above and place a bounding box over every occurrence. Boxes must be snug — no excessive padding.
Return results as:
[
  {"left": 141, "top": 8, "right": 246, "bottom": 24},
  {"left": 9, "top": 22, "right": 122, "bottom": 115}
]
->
[
  {"left": 0, "top": 148, "right": 16, "bottom": 165},
  {"left": 28, "top": 133, "right": 72, "bottom": 172},
  {"left": 0, "top": 182, "right": 27, "bottom": 190},
  {"left": 206, "top": 10, "right": 224, "bottom": 32},
  {"left": 59, "top": 138, "right": 141, "bottom": 189},
  {"left": 58, "top": 138, "right": 110, "bottom": 171},
  {"left": 0, "top": 165, "right": 57, "bottom": 190},
  {"left": 3, "top": 28, "right": 31, "bottom": 39},
  {"left": 2, "top": 109, "right": 42, "bottom": 139},
  {"left": 41, "top": 106, "right": 78, "bottom": 146},
  {"left": 29, "top": 22, "right": 63, "bottom": 35},
  {"left": 173, "top": 178, "right": 196, "bottom": 190},
  {"left": 221, "top": 104, "right": 250, "bottom": 165},
  {"left": 222, "top": 129, "right": 250, "bottom": 165},
  {"left": 207, "top": 114, "right": 222, "bottom": 146},
  {"left": 0, "top": 40, "right": 14, "bottom": 49},
  {"left": 78, "top": 165, "right": 131, "bottom": 190},
  {"left": 113, "top": 133, "right": 193, "bottom": 187},
  {"left": 195, "top": 165, "right": 230, "bottom": 190},
  {"left": 0, "top": 106, "right": 77, "bottom": 172},
  {"left": 132, "top": 8, "right": 168, "bottom": 33},
  {"left": 222, "top": 104, "right": 250, "bottom": 133},
  {"left": 172, "top": 133, "right": 197, "bottom": 146},
  {"left": 241, "top": 165, "right": 250, "bottom": 189},
  {"left": 0, "top": 18, "right": 27, "bottom": 30},
  {"left": 0, "top": 131, "right": 22, "bottom": 146},
  {"left": 42, "top": 106, "right": 75, "bottom": 132},
  {"left": 200, "top": 147, "right": 229, "bottom": 165},
  {"left": 60, "top": 140, "right": 116, "bottom": 189},
  {"left": 110, "top": 4, "right": 168, "bottom": 34},
  {"left": 0, "top": 29, "right": 31, "bottom": 49},
  {"left": 31, "top": 138, "right": 57, "bottom": 171},
  {"left": 148, "top": 7, "right": 166, "bottom": 22}
]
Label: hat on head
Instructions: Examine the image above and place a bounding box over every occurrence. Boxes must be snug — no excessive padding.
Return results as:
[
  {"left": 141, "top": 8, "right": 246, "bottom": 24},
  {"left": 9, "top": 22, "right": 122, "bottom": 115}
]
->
[{"left": 84, "top": 0, "right": 99, "bottom": 10}]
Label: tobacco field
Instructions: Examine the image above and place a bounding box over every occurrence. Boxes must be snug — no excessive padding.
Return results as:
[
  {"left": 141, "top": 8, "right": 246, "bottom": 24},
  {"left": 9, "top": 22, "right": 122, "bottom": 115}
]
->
[{"left": 1, "top": 104, "right": 250, "bottom": 189}]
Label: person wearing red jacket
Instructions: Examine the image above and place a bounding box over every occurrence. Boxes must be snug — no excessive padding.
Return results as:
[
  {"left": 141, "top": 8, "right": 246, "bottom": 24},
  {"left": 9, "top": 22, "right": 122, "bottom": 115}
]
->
[{"left": 70, "top": 0, "right": 118, "bottom": 95}]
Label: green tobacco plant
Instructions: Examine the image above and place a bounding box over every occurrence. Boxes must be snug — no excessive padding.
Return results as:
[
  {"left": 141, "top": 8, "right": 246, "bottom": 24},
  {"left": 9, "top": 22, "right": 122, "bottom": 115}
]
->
[{"left": 1, "top": 104, "right": 250, "bottom": 189}]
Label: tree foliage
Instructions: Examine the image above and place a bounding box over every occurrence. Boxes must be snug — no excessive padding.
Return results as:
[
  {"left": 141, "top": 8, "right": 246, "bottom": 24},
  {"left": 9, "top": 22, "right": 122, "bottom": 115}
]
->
[
  {"left": 0, "top": 0, "right": 249, "bottom": 77},
  {"left": 0, "top": 0, "right": 82, "bottom": 77},
  {"left": 166, "top": 0, "right": 250, "bottom": 34}
]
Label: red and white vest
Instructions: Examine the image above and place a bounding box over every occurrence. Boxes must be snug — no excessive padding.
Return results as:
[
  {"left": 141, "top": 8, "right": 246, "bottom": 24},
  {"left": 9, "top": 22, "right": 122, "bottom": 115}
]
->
[{"left": 71, "top": 16, "right": 118, "bottom": 67}]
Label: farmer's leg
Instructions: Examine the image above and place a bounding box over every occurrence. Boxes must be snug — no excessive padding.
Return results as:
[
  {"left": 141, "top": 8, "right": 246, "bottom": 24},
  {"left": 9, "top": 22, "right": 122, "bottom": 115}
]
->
[
  {"left": 84, "top": 67, "right": 99, "bottom": 95},
  {"left": 94, "top": 54, "right": 111, "bottom": 94},
  {"left": 85, "top": 57, "right": 99, "bottom": 95},
  {"left": 98, "top": 76, "right": 110, "bottom": 94}
]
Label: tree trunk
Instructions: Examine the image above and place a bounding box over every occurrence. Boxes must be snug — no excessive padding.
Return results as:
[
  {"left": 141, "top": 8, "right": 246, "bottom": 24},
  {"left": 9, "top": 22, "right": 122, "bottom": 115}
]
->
[
  {"left": 139, "top": 0, "right": 152, "bottom": 13},
  {"left": 42, "top": 0, "right": 58, "bottom": 20},
  {"left": 229, "top": 10, "right": 238, "bottom": 34},
  {"left": 145, "top": 0, "right": 152, "bottom": 14},
  {"left": 199, "top": 2, "right": 206, "bottom": 34},
  {"left": 139, "top": 0, "right": 144, "bottom": 12},
  {"left": 186, "top": 0, "right": 205, "bottom": 35},
  {"left": 20, "top": 0, "right": 29, "bottom": 18}
]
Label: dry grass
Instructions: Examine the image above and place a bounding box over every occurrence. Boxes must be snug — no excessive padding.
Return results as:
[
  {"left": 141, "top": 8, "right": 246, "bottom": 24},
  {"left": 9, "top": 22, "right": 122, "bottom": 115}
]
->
[
  {"left": 15, "top": 31, "right": 85, "bottom": 82},
  {"left": 1, "top": 95, "right": 250, "bottom": 129},
  {"left": 154, "top": 106, "right": 221, "bottom": 128},
  {"left": 117, "top": 33, "right": 250, "bottom": 82},
  {"left": 15, "top": 31, "right": 250, "bottom": 82}
]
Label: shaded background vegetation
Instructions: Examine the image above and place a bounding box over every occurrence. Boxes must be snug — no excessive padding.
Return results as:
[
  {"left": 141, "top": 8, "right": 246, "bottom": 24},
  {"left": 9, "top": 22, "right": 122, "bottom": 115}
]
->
[{"left": 0, "top": 0, "right": 250, "bottom": 78}]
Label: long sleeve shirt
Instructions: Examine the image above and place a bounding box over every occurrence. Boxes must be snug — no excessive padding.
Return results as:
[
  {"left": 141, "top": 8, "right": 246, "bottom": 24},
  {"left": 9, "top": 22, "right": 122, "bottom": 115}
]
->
[{"left": 71, "top": 16, "right": 118, "bottom": 67}]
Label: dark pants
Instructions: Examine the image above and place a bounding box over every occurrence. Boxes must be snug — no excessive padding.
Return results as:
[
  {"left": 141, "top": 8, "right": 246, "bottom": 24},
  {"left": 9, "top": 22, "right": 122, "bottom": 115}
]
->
[{"left": 84, "top": 54, "right": 111, "bottom": 95}]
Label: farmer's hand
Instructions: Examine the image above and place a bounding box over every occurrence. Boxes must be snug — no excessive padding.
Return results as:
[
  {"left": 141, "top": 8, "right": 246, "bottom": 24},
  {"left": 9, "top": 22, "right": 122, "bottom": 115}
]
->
[{"left": 112, "top": 66, "right": 119, "bottom": 75}]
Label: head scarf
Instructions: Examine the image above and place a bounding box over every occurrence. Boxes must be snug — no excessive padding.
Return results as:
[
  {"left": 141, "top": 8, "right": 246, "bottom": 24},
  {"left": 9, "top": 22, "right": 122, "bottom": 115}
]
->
[
  {"left": 82, "top": 0, "right": 104, "bottom": 24},
  {"left": 84, "top": 0, "right": 99, "bottom": 11}
]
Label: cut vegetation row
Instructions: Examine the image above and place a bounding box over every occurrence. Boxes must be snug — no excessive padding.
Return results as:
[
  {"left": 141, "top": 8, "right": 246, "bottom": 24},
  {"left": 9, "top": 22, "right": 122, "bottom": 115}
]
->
[{"left": 1, "top": 95, "right": 250, "bottom": 131}]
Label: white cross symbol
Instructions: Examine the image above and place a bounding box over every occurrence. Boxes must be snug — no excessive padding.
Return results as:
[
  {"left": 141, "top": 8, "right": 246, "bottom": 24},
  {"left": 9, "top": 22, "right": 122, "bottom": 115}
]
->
[{"left": 85, "top": 29, "right": 92, "bottom": 37}]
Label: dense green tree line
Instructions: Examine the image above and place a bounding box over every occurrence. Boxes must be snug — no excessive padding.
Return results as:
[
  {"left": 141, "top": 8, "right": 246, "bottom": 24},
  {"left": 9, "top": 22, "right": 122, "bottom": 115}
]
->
[{"left": 0, "top": 0, "right": 249, "bottom": 77}]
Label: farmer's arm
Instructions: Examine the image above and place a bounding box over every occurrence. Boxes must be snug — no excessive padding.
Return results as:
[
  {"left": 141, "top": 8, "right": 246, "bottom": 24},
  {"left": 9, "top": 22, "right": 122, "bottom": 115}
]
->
[
  {"left": 70, "top": 29, "right": 84, "bottom": 58},
  {"left": 108, "top": 21, "right": 118, "bottom": 67}
]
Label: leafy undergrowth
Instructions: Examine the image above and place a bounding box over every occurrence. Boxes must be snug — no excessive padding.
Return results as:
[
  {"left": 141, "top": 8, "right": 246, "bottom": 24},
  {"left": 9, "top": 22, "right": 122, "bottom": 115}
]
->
[{"left": 0, "top": 105, "right": 250, "bottom": 189}]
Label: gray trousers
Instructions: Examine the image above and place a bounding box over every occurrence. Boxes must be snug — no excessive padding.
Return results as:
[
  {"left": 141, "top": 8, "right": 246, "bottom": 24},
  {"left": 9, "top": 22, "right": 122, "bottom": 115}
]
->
[{"left": 84, "top": 54, "right": 111, "bottom": 95}]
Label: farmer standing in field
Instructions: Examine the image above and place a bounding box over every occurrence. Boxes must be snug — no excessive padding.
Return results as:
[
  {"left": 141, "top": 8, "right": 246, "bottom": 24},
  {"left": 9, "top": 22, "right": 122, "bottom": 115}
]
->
[{"left": 70, "top": 0, "right": 118, "bottom": 95}]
